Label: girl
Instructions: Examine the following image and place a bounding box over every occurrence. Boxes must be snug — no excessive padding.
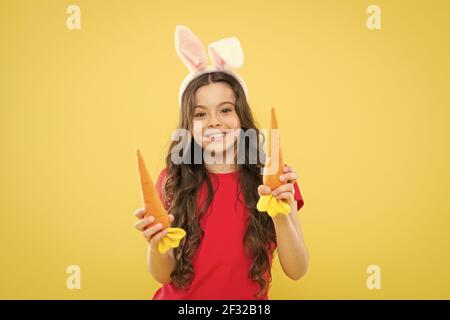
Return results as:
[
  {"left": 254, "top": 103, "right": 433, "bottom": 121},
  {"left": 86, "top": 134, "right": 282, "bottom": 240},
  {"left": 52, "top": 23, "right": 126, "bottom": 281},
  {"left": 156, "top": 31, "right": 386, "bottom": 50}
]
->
[{"left": 134, "top": 26, "right": 308, "bottom": 300}]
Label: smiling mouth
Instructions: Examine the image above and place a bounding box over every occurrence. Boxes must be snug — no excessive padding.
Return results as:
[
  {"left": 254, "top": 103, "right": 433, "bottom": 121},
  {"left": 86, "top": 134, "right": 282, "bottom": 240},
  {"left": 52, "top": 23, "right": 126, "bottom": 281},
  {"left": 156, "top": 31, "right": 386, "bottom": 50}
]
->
[{"left": 205, "top": 132, "right": 226, "bottom": 142}]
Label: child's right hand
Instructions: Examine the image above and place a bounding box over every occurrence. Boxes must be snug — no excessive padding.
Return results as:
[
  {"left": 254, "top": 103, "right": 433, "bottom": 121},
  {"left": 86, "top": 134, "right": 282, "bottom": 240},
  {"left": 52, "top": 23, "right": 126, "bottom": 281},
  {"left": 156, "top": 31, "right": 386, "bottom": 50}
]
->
[{"left": 134, "top": 208, "right": 175, "bottom": 249}]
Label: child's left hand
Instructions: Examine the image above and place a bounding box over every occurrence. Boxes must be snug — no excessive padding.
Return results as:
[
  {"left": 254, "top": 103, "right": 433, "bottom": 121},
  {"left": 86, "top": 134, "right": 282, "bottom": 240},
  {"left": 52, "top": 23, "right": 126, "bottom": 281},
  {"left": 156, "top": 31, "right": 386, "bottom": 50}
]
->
[{"left": 258, "top": 165, "right": 298, "bottom": 204}]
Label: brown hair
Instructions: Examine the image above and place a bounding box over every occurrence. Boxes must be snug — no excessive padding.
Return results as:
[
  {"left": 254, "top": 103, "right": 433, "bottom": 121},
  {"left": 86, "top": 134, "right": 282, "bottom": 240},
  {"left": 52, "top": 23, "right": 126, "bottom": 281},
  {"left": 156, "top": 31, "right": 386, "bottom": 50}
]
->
[{"left": 163, "top": 72, "right": 276, "bottom": 297}]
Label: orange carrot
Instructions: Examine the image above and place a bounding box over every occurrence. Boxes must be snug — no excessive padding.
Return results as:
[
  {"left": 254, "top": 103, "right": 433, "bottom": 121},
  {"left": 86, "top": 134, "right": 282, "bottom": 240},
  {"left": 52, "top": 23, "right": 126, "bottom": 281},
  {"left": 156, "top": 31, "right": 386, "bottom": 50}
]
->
[
  {"left": 136, "top": 149, "right": 170, "bottom": 229},
  {"left": 263, "top": 108, "right": 285, "bottom": 189},
  {"left": 257, "top": 108, "right": 291, "bottom": 217},
  {"left": 136, "top": 149, "right": 186, "bottom": 253}
]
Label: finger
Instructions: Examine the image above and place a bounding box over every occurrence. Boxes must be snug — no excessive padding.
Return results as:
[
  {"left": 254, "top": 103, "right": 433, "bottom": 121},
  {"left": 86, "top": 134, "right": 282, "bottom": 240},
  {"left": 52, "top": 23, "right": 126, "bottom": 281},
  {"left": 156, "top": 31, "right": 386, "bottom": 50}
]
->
[
  {"left": 134, "top": 207, "right": 147, "bottom": 219},
  {"left": 280, "top": 171, "right": 298, "bottom": 183},
  {"left": 283, "top": 164, "right": 292, "bottom": 173},
  {"left": 143, "top": 223, "right": 164, "bottom": 240},
  {"left": 168, "top": 214, "right": 175, "bottom": 223},
  {"left": 276, "top": 192, "right": 294, "bottom": 203},
  {"left": 135, "top": 216, "right": 154, "bottom": 232},
  {"left": 272, "top": 183, "right": 295, "bottom": 197},
  {"left": 258, "top": 185, "right": 271, "bottom": 196},
  {"left": 150, "top": 229, "right": 168, "bottom": 246}
]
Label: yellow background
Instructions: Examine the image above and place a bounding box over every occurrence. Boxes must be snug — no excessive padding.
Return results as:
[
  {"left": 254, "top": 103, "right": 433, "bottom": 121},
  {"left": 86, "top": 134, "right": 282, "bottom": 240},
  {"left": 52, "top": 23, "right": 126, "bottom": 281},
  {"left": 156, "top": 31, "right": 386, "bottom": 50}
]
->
[{"left": 1, "top": 0, "right": 449, "bottom": 299}]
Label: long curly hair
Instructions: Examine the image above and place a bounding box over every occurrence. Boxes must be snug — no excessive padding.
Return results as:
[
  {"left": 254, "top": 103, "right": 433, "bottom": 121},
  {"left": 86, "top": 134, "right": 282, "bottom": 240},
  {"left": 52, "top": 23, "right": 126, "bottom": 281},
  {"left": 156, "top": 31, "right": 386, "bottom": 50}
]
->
[{"left": 163, "top": 71, "right": 276, "bottom": 298}]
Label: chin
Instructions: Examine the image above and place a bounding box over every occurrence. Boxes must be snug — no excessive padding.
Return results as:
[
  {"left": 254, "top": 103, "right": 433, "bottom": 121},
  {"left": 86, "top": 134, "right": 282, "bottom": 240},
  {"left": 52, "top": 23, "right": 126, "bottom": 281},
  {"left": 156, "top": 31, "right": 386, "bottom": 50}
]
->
[{"left": 204, "top": 140, "right": 236, "bottom": 158}]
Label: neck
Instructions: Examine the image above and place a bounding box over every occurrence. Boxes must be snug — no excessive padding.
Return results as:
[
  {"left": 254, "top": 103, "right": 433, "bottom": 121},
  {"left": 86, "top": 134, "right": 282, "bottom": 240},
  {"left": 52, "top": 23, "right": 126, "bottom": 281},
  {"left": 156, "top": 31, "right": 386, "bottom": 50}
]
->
[{"left": 205, "top": 163, "right": 238, "bottom": 174}]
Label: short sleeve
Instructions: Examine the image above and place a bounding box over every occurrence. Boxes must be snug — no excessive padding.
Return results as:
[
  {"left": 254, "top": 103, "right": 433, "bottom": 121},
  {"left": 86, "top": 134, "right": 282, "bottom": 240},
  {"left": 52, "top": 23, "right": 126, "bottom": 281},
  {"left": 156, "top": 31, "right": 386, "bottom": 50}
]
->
[
  {"left": 155, "top": 168, "right": 170, "bottom": 210},
  {"left": 292, "top": 181, "right": 304, "bottom": 211}
]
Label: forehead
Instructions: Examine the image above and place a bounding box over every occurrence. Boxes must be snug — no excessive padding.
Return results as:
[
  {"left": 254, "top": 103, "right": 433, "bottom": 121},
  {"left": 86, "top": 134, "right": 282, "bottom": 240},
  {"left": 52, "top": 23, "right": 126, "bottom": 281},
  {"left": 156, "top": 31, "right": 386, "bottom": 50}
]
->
[{"left": 194, "top": 82, "right": 236, "bottom": 107}]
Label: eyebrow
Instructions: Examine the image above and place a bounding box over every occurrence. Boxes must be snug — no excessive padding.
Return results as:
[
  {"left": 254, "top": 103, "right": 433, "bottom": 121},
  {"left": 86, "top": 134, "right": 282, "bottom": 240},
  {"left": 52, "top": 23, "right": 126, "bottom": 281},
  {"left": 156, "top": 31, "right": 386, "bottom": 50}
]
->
[{"left": 194, "top": 101, "right": 235, "bottom": 109}]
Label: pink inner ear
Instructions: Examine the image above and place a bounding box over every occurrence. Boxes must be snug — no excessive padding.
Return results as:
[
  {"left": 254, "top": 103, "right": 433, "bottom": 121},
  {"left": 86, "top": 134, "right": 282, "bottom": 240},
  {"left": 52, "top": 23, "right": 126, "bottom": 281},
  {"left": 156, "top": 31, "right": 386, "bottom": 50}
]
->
[
  {"left": 209, "top": 47, "right": 226, "bottom": 69},
  {"left": 180, "top": 49, "right": 204, "bottom": 70},
  {"left": 175, "top": 25, "right": 208, "bottom": 72}
]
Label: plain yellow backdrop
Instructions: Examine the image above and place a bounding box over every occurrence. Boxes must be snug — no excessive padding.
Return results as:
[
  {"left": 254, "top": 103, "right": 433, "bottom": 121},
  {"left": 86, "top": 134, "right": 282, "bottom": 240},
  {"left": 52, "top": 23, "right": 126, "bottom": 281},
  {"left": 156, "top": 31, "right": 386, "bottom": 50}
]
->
[{"left": 1, "top": 0, "right": 449, "bottom": 299}]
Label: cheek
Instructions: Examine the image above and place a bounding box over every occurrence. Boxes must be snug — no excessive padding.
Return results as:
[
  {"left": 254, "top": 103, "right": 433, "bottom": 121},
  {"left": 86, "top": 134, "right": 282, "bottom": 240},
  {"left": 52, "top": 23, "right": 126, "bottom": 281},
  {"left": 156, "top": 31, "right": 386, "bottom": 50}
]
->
[
  {"left": 225, "top": 114, "right": 241, "bottom": 129},
  {"left": 191, "top": 120, "right": 208, "bottom": 145}
]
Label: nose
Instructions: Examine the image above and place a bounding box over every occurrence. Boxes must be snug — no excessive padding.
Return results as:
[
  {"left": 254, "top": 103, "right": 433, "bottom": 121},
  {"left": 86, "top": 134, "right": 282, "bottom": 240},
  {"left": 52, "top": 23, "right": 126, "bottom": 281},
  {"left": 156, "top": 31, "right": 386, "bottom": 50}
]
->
[
  {"left": 208, "top": 122, "right": 221, "bottom": 128},
  {"left": 208, "top": 116, "right": 222, "bottom": 129}
]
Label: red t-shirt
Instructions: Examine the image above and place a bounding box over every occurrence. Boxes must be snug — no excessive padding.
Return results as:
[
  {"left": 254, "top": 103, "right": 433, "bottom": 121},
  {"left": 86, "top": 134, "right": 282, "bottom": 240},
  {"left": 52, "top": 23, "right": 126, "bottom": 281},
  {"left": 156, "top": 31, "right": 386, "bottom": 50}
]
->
[{"left": 152, "top": 168, "right": 304, "bottom": 300}]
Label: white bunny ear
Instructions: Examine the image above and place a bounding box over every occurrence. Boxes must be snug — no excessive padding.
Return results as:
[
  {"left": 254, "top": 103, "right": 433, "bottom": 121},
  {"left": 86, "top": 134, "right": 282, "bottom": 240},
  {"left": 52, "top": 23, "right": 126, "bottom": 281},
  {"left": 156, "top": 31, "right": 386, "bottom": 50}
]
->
[
  {"left": 208, "top": 37, "right": 244, "bottom": 70},
  {"left": 175, "top": 25, "right": 208, "bottom": 72}
]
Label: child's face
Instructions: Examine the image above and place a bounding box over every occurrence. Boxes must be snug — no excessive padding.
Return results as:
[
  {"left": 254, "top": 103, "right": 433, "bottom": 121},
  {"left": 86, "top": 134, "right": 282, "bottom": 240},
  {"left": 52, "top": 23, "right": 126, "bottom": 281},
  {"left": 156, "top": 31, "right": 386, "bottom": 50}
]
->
[{"left": 191, "top": 82, "right": 241, "bottom": 154}]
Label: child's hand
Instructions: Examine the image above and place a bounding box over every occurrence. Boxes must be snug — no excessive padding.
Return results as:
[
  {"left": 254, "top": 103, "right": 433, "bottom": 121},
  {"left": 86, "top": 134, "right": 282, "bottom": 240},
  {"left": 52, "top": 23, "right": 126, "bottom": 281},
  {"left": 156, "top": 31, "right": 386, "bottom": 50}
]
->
[
  {"left": 258, "top": 165, "right": 298, "bottom": 204},
  {"left": 134, "top": 207, "right": 175, "bottom": 248}
]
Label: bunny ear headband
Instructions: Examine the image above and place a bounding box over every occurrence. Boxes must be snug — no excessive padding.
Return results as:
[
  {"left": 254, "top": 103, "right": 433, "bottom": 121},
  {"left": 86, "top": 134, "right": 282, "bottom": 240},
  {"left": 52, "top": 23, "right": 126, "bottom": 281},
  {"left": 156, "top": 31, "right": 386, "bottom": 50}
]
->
[{"left": 175, "top": 25, "right": 249, "bottom": 107}]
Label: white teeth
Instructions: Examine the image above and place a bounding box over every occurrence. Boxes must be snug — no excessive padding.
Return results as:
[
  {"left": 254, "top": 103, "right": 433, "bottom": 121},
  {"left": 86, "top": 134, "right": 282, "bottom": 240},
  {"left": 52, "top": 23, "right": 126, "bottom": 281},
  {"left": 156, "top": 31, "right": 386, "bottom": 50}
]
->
[{"left": 205, "top": 133, "right": 225, "bottom": 139}]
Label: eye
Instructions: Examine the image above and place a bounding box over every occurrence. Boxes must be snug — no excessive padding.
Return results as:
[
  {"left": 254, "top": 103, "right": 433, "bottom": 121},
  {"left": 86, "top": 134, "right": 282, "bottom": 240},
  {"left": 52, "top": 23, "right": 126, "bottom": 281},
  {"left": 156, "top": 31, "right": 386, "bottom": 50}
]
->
[
  {"left": 195, "top": 112, "right": 206, "bottom": 118},
  {"left": 222, "top": 107, "right": 233, "bottom": 114}
]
